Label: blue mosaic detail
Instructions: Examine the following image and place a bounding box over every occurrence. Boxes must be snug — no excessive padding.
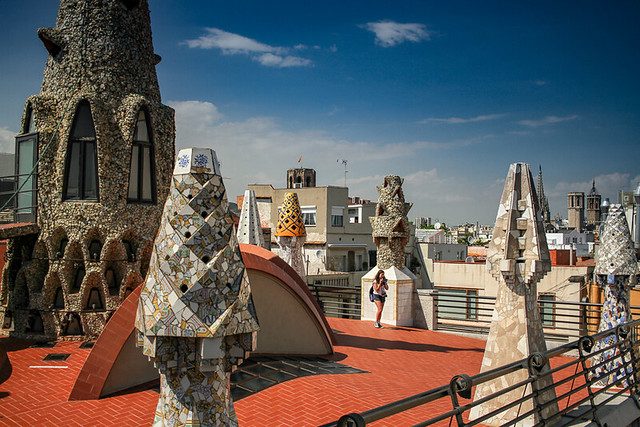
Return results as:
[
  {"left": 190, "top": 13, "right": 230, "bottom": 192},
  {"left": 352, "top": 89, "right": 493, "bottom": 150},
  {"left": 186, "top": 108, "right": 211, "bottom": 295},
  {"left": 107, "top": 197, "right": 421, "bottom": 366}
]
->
[
  {"left": 178, "top": 154, "right": 190, "bottom": 168},
  {"left": 194, "top": 154, "right": 209, "bottom": 168},
  {"left": 592, "top": 274, "right": 633, "bottom": 386}
]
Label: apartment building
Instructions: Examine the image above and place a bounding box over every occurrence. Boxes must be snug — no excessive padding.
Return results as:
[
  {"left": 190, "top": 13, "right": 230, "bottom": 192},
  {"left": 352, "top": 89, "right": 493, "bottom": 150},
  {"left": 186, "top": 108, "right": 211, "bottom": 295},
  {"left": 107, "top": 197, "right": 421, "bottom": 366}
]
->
[{"left": 248, "top": 168, "right": 378, "bottom": 276}]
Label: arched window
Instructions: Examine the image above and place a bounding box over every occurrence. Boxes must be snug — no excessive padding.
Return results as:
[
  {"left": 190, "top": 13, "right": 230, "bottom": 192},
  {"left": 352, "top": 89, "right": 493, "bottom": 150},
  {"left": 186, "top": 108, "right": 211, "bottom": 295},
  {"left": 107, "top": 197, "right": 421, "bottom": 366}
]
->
[
  {"left": 127, "top": 110, "right": 156, "bottom": 203},
  {"left": 86, "top": 288, "right": 104, "bottom": 310},
  {"left": 63, "top": 101, "right": 99, "bottom": 200},
  {"left": 53, "top": 287, "right": 65, "bottom": 309}
]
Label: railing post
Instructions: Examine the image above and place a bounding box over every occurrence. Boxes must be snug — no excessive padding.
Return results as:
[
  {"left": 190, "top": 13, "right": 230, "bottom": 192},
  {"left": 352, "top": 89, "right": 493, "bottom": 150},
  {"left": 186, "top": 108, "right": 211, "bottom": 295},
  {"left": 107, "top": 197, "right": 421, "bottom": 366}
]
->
[
  {"left": 449, "top": 374, "right": 472, "bottom": 426},
  {"left": 526, "top": 352, "right": 549, "bottom": 424},
  {"left": 337, "top": 413, "right": 365, "bottom": 427},
  {"left": 578, "top": 335, "right": 603, "bottom": 426}
]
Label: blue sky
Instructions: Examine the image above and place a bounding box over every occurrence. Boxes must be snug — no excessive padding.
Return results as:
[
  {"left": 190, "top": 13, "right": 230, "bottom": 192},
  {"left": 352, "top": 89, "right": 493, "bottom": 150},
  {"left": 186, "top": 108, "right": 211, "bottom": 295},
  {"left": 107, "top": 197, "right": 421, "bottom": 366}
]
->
[{"left": 0, "top": 0, "right": 639, "bottom": 224}]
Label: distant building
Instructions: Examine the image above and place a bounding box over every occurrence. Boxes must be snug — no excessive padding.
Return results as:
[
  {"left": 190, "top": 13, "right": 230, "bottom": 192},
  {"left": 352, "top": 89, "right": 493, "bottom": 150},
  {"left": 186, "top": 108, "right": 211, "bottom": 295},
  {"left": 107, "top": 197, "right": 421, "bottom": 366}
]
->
[
  {"left": 414, "top": 216, "right": 432, "bottom": 228},
  {"left": 248, "top": 168, "right": 378, "bottom": 275},
  {"left": 586, "top": 180, "right": 601, "bottom": 227},
  {"left": 286, "top": 168, "right": 316, "bottom": 189},
  {"left": 618, "top": 185, "right": 640, "bottom": 248},
  {"left": 546, "top": 230, "right": 593, "bottom": 258},
  {"left": 567, "top": 192, "right": 585, "bottom": 232}
]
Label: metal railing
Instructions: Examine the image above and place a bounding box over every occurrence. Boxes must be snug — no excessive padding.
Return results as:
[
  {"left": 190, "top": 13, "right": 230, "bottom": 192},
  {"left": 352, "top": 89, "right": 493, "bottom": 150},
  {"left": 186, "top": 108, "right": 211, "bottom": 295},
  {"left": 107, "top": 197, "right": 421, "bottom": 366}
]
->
[
  {"left": 308, "top": 282, "right": 361, "bottom": 319},
  {"left": 323, "top": 319, "right": 640, "bottom": 426},
  {"left": 0, "top": 172, "right": 38, "bottom": 224},
  {"left": 434, "top": 290, "right": 640, "bottom": 340}
]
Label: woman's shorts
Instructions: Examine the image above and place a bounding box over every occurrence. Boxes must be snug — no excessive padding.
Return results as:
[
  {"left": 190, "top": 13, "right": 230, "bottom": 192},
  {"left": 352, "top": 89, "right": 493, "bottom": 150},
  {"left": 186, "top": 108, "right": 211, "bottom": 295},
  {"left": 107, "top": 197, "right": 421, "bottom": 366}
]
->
[{"left": 372, "top": 294, "right": 386, "bottom": 303}]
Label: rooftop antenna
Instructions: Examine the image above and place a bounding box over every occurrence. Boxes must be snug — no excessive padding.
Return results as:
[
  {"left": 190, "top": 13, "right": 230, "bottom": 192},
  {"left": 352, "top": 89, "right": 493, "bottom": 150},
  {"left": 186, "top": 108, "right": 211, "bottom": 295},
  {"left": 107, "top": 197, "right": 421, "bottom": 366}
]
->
[{"left": 337, "top": 159, "right": 348, "bottom": 187}]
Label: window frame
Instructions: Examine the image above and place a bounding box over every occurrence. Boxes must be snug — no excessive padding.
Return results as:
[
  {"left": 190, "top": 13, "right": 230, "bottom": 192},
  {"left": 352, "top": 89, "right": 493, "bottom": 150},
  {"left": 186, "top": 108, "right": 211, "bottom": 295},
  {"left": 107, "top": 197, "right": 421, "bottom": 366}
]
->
[
  {"left": 62, "top": 101, "right": 99, "bottom": 202},
  {"left": 439, "top": 288, "right": 478, "bottom": 321},
  {"left": 301, "top": 206, "right": 317, "bottom": 226},
  {"left": 539, "top": 293, "right": 556, "bottom": 327},
  {"left": 127, "top": 108, "right": 157, "bottom": 204}
]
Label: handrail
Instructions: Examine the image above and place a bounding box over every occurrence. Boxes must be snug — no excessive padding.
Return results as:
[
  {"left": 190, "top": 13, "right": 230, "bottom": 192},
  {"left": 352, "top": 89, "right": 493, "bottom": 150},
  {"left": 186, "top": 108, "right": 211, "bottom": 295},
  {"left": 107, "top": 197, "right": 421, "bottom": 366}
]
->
[{"left": 323, "top": 319, "right": 640, "bottom": 426}]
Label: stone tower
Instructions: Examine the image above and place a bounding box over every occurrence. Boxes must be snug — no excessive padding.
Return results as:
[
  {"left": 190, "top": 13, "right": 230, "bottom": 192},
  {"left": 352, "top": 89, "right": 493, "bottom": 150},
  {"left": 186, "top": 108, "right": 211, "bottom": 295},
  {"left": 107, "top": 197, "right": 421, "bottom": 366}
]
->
[
  {"left": 591, "top": 204, "right": 637, "bottom": 385},
  {"left": 537, "top": 165, "right": 551, "bottom": 223},
  {"left": 136, "top": 148, "right": 259, "bottom": 426},
  {"left": 470, "top": 163, "right": 558, "bottom": 425},
  {"left": 370, "top": 176, "right": 411, "bottom": 269},
  {"left": 361, "top": 175, "right": 415, "bottom": 326},
  {"left": 0, "top": 0, "right": 175, "bottom": 339},
  {"left": 275, "top": 192, "right": 307, "bottom": 280},
  {"left": 286, "top": 168, "right": 316, "bottom": 189},
  {"left": 567, "top": 192, "right": 585, "bottom": 232},
  {"left": 586, "top": 180, "right": 602, "bottom": 226},
  {"left": 237, "top": 189, "right": 266, "bottom": 248}
]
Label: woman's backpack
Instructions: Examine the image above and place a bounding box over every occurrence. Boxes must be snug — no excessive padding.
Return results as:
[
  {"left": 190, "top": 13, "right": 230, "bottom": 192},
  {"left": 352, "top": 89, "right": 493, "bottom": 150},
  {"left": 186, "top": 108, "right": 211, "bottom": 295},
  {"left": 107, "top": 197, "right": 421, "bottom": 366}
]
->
[{"left": 369, "top": 286, "right": 375, "bottom": 302}]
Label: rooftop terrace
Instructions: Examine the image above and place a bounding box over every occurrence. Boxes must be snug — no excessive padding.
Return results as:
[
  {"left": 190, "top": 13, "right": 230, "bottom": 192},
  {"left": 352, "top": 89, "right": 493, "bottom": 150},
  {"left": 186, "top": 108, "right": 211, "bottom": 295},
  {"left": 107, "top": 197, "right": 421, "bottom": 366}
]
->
[
  {"left": 0, "top": 318, "right": 488, "bottom": 426},
  {"left": 2, "top": 315, "right": 621, "bottom": 426}
]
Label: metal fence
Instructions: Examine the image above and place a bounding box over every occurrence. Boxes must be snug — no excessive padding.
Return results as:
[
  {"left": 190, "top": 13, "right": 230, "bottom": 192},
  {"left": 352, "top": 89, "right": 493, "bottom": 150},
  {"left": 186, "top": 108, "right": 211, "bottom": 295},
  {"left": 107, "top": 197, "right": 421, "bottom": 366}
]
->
[
  {"left": 434, "top": 290, "right": 640, "bottom": 340},
  {"left": 307, "top": 282, "right": 361, "bottom": 319},
  {"left": 0, "top": 173, "right": 38, "bottom": 224},
  {"left": 323, "top": 319, "right": 640, "bottom": 426}
]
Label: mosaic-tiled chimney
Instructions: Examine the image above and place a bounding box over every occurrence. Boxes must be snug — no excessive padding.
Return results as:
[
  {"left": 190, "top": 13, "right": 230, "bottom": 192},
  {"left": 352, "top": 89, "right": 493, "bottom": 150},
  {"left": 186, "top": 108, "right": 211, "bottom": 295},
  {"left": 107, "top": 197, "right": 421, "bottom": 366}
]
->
[
  {"left": 0, "top": 0, "right": 175, "bottom": 339},
  {"left": 370, "top": 175, "right": 411, "bottom": 269},
  {"left": 136, "top": 148, "right": 259, "bottom": 426},
  {"left": 237, "top": 189, "right": 265, "bottom": 248},
  {"left": 275, "top": 192, "right": 306, "bottom": 280},
  {"left": 591, "top": 203, "right": 637, "bottom": 385},
  {"left": 470, "top": 163, "right": 558, "bottom": 425}
]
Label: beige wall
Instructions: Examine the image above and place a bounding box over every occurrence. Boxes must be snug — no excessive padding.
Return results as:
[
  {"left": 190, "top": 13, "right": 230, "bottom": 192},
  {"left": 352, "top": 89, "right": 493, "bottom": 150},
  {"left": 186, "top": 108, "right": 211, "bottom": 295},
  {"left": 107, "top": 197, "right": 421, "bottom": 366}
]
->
[
  {"left": 249, "top": 184, "right": 377, "bottom": 275},
  {"left": 101, "top": 331, "right": 158, "bottom": 397},
  {"left": 249, "top": 270, "right": 331, "bottom": 355},
  {"left": 431, "top": 261, "right": 588, "bottom": 301}
]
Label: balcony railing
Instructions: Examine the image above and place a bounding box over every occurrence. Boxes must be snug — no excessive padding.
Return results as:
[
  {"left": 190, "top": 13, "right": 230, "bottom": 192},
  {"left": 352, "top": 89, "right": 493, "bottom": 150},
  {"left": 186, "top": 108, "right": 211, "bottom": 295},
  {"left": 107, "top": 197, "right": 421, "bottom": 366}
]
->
[
  {"left": 0, "top": 172, "right": 38, "bottom": 224},
  {"left": 323, "top": 319, "right": 640, "bottom": 426},
  {"left": 433, "top": 290, "right": 638, "bottom": 340},
  {"left": 307, "top": 281, "right": 361, "bottom": 319}
]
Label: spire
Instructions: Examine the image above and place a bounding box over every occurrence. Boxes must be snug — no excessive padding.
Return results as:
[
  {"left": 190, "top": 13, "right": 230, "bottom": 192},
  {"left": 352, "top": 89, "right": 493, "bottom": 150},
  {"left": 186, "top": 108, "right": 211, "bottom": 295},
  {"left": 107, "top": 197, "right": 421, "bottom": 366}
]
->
[
  {"left": 487, "top": 163, "right": 551, "bottom": 285},
  {"left": 471, "top": 163, "right": 557, "bottom": 424},
  {"left": 595, "top": 204, "right": 637, "bottom": 276},
  {"left": 136, "top": 147, "right": 259, "bottom": 425},
  {"left": 40, "top": 0, "right": 162, "bottom": 101},
  {"left": 237, "top": 189, "right": 265, "bottom": 247},
  {"left": 589, "top": 179, "right": 598, "bottom": 196},
  {"left": 536, "top": 165, "right": 551, "bottom": 223},
  {"left": 275, "top": 193, "right": 306, "bottom": 237}
]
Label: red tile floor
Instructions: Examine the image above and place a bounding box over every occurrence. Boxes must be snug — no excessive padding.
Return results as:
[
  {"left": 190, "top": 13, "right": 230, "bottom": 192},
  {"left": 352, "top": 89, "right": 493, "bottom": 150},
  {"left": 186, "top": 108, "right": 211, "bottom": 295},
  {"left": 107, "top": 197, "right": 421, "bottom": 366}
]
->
[{"left": 0, "top": 319, "right": 583, "bottom": 426}]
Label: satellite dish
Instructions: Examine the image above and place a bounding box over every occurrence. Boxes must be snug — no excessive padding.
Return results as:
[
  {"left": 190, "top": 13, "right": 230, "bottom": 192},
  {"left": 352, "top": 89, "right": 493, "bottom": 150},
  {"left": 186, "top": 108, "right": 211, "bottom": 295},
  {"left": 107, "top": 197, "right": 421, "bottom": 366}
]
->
[{"left": 434, "top": 222, "right": 441, "bottom": 230}]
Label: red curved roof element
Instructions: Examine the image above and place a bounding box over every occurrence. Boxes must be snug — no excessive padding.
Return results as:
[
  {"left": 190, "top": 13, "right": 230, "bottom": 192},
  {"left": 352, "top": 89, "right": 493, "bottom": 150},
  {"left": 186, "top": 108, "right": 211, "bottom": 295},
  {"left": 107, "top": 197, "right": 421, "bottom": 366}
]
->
[
  {"left": 239, "top": 243, "right": 335, "bottom": 346},
  {"left": 68, "top": 244, "right": 335, "bottom": 401},
  {"left": 68, "top": 285, "right": 142, "bottom": 401}
]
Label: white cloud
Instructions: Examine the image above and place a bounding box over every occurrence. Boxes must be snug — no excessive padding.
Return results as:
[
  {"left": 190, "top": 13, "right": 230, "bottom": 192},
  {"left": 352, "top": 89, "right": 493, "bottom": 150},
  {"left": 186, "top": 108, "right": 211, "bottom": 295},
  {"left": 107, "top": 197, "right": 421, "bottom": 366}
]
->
[
  {"left": 363, "top": 21, "right": 430, "bottom": 47},
  {"left": 254, "top": 53, "right": 312, "bottom": 68},
  {"left": 533, "top": 80, "right": 548, "bottom": 86},
  {"left": 421, "top": 113, "right": 505, "bottom": 124},
  {"left": 184, "top": 27, "right": 311, "bottom": 68},
  {"left": 0, "top": 127, "right": 15, "bottom": 153},
  {"left": 168, "top": 100, "right": 498, "bottom": 223},
  {"left": 518, "top": 114, "right": 578, "bottom": 127}
]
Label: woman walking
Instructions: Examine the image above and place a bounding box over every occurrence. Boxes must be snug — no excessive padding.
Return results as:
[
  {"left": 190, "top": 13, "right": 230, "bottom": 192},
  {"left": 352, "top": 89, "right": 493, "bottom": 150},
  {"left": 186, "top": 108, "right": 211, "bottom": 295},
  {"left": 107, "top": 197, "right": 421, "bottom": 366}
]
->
[{"left": 372, "top": 269, "right": 388, "bottom": 328}]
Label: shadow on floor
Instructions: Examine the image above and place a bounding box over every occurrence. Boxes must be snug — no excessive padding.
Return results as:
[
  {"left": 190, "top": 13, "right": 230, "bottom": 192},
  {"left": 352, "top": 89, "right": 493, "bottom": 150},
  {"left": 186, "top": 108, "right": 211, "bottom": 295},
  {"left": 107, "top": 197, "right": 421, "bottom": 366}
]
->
[
  {"left": 0, "top": 358, "right": 11, "bottom": 387},
  {"left": 335, "top": 333, "right": 484, "bottom": 353}
]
